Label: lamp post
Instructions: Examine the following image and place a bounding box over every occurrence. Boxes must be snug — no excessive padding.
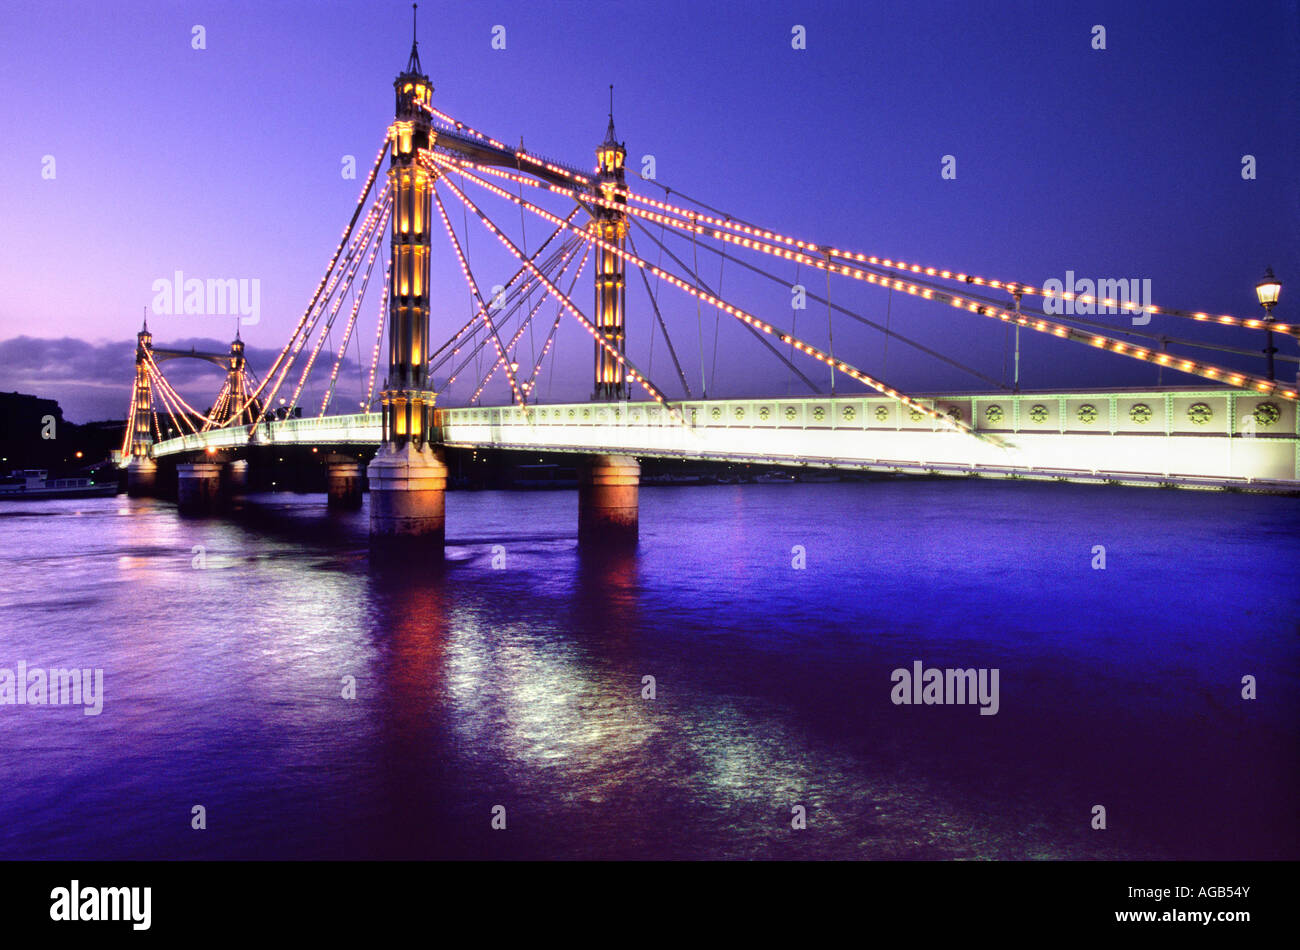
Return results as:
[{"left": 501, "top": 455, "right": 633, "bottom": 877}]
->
[
  {"left": 1255, "top": 267, "right": 1282, "bottom": 381},
  {"left": 1011, "top": 290, "right": 1022, "bottom": 393}
]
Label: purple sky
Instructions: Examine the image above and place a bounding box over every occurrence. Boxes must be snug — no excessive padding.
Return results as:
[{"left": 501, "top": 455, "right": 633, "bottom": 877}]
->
[{"left": 1, "top": 0, "right": 1296, "bottom": 422}]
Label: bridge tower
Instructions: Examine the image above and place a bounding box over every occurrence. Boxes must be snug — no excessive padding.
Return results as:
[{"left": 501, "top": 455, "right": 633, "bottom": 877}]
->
[
  {"left": 225, "top": 333, "right": 245, "bottom": 424},
  {"left": 591, "top": 93, "right": 629, "bottom": 402},
  {"left": 576, "top": 92, "right": 639, "bottom": 546},
  {"left": 220, "top": 332, "right": 258, "bottom": 426},
  {"left": 366, "top": 13, "right": 449, "bottom": 545},
  {"left": 218, "top": 333, "right": 251, "bottom": 499},
  {"left": 125, "top": 316, "right": 157, "bottom": 496}
]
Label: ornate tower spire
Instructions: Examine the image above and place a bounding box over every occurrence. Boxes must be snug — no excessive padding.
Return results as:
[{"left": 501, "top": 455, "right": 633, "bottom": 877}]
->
[
  {"left": 592, "top": 85, "right": 628, "bottom": 401},
  {"left": 406, "top": 3, "right": 423, "bottom": 76}
]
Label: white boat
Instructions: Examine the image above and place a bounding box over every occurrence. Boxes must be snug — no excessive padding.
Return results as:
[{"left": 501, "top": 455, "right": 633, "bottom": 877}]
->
[{"left": 0, "top": 469, "right": 117, "bottom": 500}]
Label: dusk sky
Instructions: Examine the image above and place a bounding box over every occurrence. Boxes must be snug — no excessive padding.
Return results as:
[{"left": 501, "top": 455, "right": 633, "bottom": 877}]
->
[{"left": 1, "top": 0, "right": 1296, "bottom": 421}]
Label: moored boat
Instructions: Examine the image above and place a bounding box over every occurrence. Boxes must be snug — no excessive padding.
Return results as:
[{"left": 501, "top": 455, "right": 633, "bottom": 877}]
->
[{"left": 0, "top": 470, "right": 117, "bottom": 500}]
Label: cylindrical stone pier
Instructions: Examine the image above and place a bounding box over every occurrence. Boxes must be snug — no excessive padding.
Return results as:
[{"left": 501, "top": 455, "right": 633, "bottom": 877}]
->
[
  {"left": 125, "top": 457, "right": 157, "bottom": 497},
  {"left": 176, "top": 462, "right": 222, "bottom": 515},
  {"left": 578, "top": 454, "right": 640, "bottom": 546},
  {"left": 367, "top": 444, "right": 448, "bottom": 545},
  {"left": 327, "top": 455, "right": 365, "bottom": 510}
]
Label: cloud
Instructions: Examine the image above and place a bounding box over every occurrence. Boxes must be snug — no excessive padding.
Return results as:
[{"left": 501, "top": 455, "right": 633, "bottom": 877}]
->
[{"left": 0, "top": 336, "right": 370, "bottom": 424}]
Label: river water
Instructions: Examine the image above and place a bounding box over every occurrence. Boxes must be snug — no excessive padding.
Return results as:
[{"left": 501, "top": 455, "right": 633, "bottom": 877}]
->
[{"left": 1, "top": 480, "right": 1296, "bottom": 859}]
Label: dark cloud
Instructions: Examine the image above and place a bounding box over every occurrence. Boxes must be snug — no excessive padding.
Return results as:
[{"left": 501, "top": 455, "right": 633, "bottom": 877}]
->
[{"left": 0, "top": 336, "right": 370, "bottom": 424}]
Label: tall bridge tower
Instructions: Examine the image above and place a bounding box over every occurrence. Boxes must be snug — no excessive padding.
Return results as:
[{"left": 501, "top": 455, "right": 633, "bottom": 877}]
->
[
  {"left": 366, "top": 8, "right": 450, "bottom": 544},
  {"left": 591, "top": 94, "right": 629, "bottom": 401},
  {"left": 382, "top": 38, "right": 435, "bottom": 449},
  {"left": 219, "top": 333, "right": 259, "bottom": 426},
  {"left": 130, "top": 319, "right": 154, "bottom": 458},
  {"left": 125, "top": 317, "right": 157, "bottom": 496},
  {"left": 578, "top": 99, "right": 640, "bottom": 545}
]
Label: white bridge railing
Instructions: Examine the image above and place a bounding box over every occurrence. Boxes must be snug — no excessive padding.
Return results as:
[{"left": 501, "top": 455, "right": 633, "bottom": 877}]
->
[
  {"left": 151, "top": 412, "right": 382, "bottom": 457},
  {"left": 148, "top": 390, "right": 1299, "bottom": 488}
]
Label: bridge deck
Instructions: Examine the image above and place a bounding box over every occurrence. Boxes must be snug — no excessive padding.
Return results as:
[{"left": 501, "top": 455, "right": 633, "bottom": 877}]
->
[{"left": 146, "top": 389, "right": 1300, "bottom": 490}]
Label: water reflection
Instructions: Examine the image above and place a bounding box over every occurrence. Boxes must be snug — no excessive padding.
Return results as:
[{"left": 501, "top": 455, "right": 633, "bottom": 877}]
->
[{"left": 0, "top": 483, "right": 1295, "bottom": 859}]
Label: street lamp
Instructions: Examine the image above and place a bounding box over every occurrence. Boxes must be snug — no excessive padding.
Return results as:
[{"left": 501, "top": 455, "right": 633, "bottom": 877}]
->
[{"left": 1255, "top": 267, "right": 1282, "bottom": 380}]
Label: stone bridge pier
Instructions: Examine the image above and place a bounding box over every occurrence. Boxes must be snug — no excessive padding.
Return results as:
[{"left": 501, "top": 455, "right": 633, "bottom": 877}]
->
[
  {"left": 578, "top": 454, "right": 640, "bottom": 547},
  {"left": 125, "top": 457, "right": 157, "bottom": 497},
  {"left": 368, "top": 444, "right": 449, "bottom": 543},
  {"left": 176, "top": 461, "right": 222, "bottom": 515},
  {"left": 326, "top": 454, "right": 366, "bottom": 510}
]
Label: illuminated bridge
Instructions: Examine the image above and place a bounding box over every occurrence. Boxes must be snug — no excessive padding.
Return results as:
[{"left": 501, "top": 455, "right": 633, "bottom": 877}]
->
[{"left": 123, "top": 14, "right": 1300, "bottom": 547}]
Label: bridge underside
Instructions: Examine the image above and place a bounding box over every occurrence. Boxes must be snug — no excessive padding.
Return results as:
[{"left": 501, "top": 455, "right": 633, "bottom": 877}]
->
[{"left": 147, "top": 388, "right": 1300, "bottom": 493}]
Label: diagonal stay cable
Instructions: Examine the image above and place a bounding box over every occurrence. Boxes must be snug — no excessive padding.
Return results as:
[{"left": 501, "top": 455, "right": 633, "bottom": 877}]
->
[
  {"left": 438, "top": 239, "right": 578, "bottom": 390},
  {"left": 653, "top": 215, "right": 1007, "bottom": 390},
  {"left": 433, "top": 161, "right": 681, "bottom": 417},
  {"left": 433, "top": 236, "right": 577, "bottom": 383},
  {"left": 477, "top": 238, "right": 588, "bottom": 402},
  {"left": 626, "top": 215, "right": 821, "bottom": 395},
  {"left": 626, "top": 229, "right": 692, "bottom": 399},
  {"left": 517, "top": 240, "right": 593, "bottom": 399},
  {"left": 248, "top": 137, "right": 389, "bottom": 430},
  {"left": 442, "top": 159, "right": 986, "bottom": 438},
  {"left": 427, "top": 208, "right": 581, "bottom": 364}
]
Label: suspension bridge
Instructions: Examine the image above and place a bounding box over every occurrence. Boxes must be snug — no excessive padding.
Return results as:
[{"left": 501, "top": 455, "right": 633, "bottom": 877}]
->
[{"left": 119, "top": 17, "right": 1300, "bottom": 547}]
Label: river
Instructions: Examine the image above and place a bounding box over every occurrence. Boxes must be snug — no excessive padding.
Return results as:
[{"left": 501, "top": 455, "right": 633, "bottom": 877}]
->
[{"left": 1, "top": 479, "right": 1296, "bottom": 859}]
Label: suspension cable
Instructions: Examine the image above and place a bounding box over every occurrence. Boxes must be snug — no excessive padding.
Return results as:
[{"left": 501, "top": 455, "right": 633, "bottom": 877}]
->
[
  {"left": 428, "top": 208, "right": 581, "bottom": 363},
  {"left": 626, "top": 229, "right": 692, "bottom": 398},
  {"left": 518, "top": 241, "right": 593, "bottom": 398},
  {"left": 447, "top": 161, "right": 992, "bottom": 437},
  {"left": 288, "top": 190, "right": 392, "bottom": 414},
  {"left": 431, "top": 159, "right": 681, "bottom": 416},
  {"left": 443, "top": 238, "right": 581, "bottom": 392},
  {"left": 649, "top": 212, "right": 1005, "bottom": 390},
  {"left": 474, "top": 238, "right": 588, "bottom": 402},
  {"left": 246, "top": 137, "right": 389, "bottom": 429},
  {"left": 431, "top": 180, "right": 529, "bottom": 408},
  {"left": 321, "top": 199, "right": 392, "bottom": 415},
  {"left": 627, "top": 216, "right": 821, "bottom": 394},
  {"left": 627, "top": 171, "right": 1297, "bottom": 339},
  {"left": 263, "top": 180, "right": 393, "bottom": 424},
  {"left": 365, "top": 259, "right": 390, "bottom": 412}
]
